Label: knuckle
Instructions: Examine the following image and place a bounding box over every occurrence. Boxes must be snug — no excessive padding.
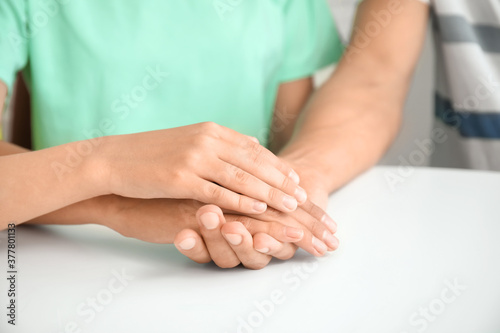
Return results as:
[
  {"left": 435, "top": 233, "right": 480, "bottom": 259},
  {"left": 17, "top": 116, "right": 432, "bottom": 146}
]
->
[
  {"left": 263, "top": 207, "right": 281, "bottom": 219},
  {"left": 243, "top": 259, "right": 267, "bottom": 270},
  {"left": 253, "top": 237, "right": 266, "bottom": 251},
  {"left": 280, "top": 175, "right": 292, "bottom": 191},
  {"left": 248, "top": 141, "right": 261, "bottom": 155},
  {"left": 233, "top": 168, "right": 249, "bottom": 184},
  {"left": 311, "top": 221, "right": 326, "bottom": 236},
  {"left": 236, "top": 216, "right": 254, "bottom": 230},
  {"left": 304, "top": 202, "right": 325, "bottom": 220},
  {"left": 192, "top": 257, "right": 211, "bottom": 264},
  {"left": 217, "top": 163, "right": 232, "bottom": 186},
  {"left": 216, "top": 259, "right": 240, "bottom": 269},
  {"left": 248, "top": 147, "right": 264, "bottom": 167},
  {"left": 277, "top": 159, "right": 292, "bottom": 175},
  {"left": 236, "top": 194, "right": 249, "bottom": 212},
  {"left": 202, "top": 183, "right": 224, "bottom": 202},
  {"left": 201, "top": 121, "right": 219, "bottom": 132},
  {"left": 311, "top": 205, "right": 324, "bottom": 218},
  {"left": 280, "top": 249, "right": 296, "bottom": 260},
  {"left": 267, "top": 187, "right": 280, "bottom": 203}
]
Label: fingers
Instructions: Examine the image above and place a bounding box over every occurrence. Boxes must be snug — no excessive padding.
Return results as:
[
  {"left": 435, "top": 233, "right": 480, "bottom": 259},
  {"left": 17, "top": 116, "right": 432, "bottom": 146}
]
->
[
  {"left": 220, "top": 222, "right": 272, "bottom": 270},
  {"left": 300, "top": 200, "right": 337, "bottom": 233},
  {"left": 190, "top": 123, "right": 306, "bottom": 213},
  {"left": 226, "top": 214, "right": 334, "bottom": 257},
  {"left": 253, "top": 233, "right": 298, "bottom": 260},
  {"left": 194, "top": 180, "right": 269, "bottom": 215},
  {"left": 204, "top": 160, "right": 305, "bottom": 213},
  {"left": 226, "top": 214, "right": 304, "bottom": 242},
  {"left": 176, "top": 201, "right": 338, "bottom": 269},
  {"left": 196, "top": 205, "right": 241, "bottom": 268},
  {"left": 174, "top": 229, "right": 211, "bottom": 264},
  {"left": 218, "top": 126, "right": 299, "bottom": 181},
  {"left": 246, "top": 206, "right": 338, "bottom": 254},
  {"left": 278, "top": 207, "right": 339, "bottom": 250},
  {"left": 215, "top": 131, "right": 306, "bottom": 206},
  {"left": 176, "top": 206, "right": 275, "bottom": 270}
]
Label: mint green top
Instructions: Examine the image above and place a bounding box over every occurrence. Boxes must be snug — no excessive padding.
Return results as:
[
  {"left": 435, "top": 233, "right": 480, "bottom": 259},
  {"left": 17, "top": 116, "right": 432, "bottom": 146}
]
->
[{"left": 0, "top": 0, "right": 343, "bottom": 149}]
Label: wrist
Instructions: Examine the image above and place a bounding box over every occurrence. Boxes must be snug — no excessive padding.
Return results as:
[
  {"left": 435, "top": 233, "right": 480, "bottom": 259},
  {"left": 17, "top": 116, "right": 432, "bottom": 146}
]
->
[
  {"left": 279, "top": 150, "right": 329, "bottom": 194},
  {"left": 78, "top": 136, "right": 113, "bottom": 197},
  {"left": 84, "top": 195, "right": 120, "bottom": 228},
  {"left": 278, "top": 153, "right": 330, "bottom": 209},
  {"left": 97, "top": 194, "right": 132, "bottom": 232}
]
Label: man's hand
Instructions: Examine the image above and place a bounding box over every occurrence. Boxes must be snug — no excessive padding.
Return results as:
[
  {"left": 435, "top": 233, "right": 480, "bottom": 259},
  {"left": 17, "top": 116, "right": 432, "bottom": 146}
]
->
[
  {"left": 174, "top": 158, "right": 338, "bottom": 269},
  {"left": 174, "top": 200, "right": 338, "bottom": 268},
  {"left": 174, "top": 205, "right": 303, "bottom": 269}
]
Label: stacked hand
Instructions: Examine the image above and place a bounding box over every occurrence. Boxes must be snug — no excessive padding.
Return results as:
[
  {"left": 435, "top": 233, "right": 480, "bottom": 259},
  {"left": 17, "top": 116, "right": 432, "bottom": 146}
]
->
[
  {"left": 89, "top": 123, "right": 339, "bottom": 269},
  {"left": 172, "top": 162, "right": 338, "bottom": 269},
  {"left": 100, "top": 158, "right": 338, "bottom": 269}
]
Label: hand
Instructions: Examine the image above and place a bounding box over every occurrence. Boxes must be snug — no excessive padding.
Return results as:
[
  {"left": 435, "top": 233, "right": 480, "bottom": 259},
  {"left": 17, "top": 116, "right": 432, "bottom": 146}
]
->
[
  {"left": 174, "top": 199, "right": 338, "bottom": 268},
  {"left": 102, "top": 194, "right": 335, "bottom": 249},
  {"left": 99, "top": 196, "right": 304, "bottom": 269},
  {"left": 94, "top": 122, "right": 307, "bottom": 214},
  {"left": 174, "top": 158, "right": 338, "bottom": 268},
  {"left": 101, "top": 196, "right": 203, "bottom": 244},
  {"left": 240, "top": 201, "right": 338, "bottom": 255},
  {"left": 175, "top": 205, "right": 302, "bottom": 269}
]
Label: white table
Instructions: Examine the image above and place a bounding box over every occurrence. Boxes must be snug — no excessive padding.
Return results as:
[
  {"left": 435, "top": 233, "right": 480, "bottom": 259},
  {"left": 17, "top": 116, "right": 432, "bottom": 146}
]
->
[{"left": 1, "top": 166, "right": 500, "bottom": 333}]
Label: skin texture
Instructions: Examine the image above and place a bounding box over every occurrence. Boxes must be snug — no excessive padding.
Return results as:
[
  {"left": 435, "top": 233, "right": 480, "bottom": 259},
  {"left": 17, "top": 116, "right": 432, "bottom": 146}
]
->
[{"left": 175, "top": 0, "right": 431, "bottom": 266}]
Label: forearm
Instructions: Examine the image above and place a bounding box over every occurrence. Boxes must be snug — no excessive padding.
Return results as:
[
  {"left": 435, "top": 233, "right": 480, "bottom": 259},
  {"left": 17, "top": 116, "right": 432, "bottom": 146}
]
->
[
  {"left": 280, "top": 0, "right": 429, "bottom": 193},
  {"left": 279, "top": 74, "right": 403, "bottom": 192},
  {"left": 0, "top": 140, "right": 106, "bottom": 228}
]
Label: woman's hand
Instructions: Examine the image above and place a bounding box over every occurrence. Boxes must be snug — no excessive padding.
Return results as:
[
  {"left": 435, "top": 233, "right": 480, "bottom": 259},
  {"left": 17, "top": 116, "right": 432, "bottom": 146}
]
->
[{"left": 95, "top": 122, "right": 306, "bottom": 215}]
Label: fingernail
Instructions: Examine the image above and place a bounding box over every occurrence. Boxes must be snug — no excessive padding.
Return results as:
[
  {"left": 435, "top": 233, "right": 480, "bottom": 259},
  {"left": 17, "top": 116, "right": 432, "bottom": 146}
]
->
[
  {"left": 321, "top": 214, "right": 337, "bottom": 233},
  {"left": 224, "top": 233, "right": 243, "bottom": 246},
  {"left": 256, "top": 247, "right": 269, "bottom": 254},
  {"left": 285, "top": 227, "right": 304, "bottom": 240},
  {"left": 178, "top": 238, "right": 196, "bottom": 250},
  {"left": 283, "top": 196, "right": 298, "bottom": 211},
  {"left": 312, "top": 236, "right": 327, "bottom": 255},
  {"left": 200, "top": 212, "right": 219, "bottom": 230},
  {"left": 294, "top": 186, "right": 307, "bottom": 204},
  {"left": 289, "top": 170, "right": 300, "bottom": 184},
  {"left": 323, "top": 230, "right": 339, "bottom": 250},
  {"left": 253, "top": 201, "right": 267, "bottom": 213}
]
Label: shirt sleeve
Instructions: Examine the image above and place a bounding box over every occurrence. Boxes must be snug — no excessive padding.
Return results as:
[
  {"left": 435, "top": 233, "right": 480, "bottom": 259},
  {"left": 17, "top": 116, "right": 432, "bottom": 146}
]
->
[
  {"left": 277, "top": 0, "right": 344, "bottom": 82},
  {"left": 0, "top": 0, "right": 29, "bottom": 94}
]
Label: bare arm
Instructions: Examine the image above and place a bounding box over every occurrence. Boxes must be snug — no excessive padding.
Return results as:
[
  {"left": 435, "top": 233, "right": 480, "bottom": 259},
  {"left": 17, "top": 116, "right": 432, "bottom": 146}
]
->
[
  {"left": 268, "top": 77, "right": 313, "bottom": 154},
  {"left": 0, "top": 82, "right": 104, "bottom": 228},
  {"left": 279, "top": 0, "right": 430, "bottom": 193}
]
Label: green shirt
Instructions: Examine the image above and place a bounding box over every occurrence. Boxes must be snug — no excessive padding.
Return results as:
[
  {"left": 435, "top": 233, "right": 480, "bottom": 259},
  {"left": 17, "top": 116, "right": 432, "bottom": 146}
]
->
[{"left": 0, "top": 0, "right": 343, "bottom": 149}]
